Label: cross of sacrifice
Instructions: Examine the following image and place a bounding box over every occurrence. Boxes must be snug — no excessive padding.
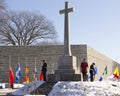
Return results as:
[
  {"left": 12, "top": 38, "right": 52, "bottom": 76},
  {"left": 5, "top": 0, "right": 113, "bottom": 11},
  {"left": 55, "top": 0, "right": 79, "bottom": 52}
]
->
[{"left": 59, "top": 1, "right": 74, "bottom": 56}]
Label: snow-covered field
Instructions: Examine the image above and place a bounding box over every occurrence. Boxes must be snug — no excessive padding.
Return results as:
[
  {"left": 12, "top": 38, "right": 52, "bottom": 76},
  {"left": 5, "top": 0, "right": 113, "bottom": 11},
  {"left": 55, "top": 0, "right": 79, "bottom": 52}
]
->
[
  {"left": 1, "top": 80, "right": 120, "bottom": 96},
  {"left": 48, "top": 80, "right": 120, "bottom": 96}
]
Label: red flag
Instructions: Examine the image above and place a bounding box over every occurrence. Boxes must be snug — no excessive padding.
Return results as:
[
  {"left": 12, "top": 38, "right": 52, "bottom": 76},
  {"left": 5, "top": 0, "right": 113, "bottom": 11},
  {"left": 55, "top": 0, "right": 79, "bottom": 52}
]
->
[
  {"left": 39, "top": 72, "right": 43, "bottom": 80},
  {"left": 9, "top": 67, "right": 14, "bottom": 84}
]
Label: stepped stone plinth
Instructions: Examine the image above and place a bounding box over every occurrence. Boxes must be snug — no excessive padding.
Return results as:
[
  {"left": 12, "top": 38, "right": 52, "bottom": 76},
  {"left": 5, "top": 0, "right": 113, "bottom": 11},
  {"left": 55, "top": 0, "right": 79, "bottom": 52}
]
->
[{"left": 56, "top": 56, "right": 76, "bottom": 73}]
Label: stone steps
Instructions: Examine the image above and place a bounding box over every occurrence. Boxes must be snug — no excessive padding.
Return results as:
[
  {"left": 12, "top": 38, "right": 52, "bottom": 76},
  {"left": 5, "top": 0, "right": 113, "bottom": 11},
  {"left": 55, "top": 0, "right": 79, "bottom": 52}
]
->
[{"left": 31, "top": 82, "right": 56, "bottom": 95}]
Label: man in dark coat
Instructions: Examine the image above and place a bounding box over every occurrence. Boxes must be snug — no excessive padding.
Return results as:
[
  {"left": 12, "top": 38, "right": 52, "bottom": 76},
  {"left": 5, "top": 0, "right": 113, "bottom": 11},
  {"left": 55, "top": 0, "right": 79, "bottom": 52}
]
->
[
  {"left": 80, "top": 59, "right": 88, "bottom": 81},
  {"left": 41, "top": 60, "right": 47, "bottom": 81},
  {"left": 89, "top": 63, "right": 95, "bottom": 81}
]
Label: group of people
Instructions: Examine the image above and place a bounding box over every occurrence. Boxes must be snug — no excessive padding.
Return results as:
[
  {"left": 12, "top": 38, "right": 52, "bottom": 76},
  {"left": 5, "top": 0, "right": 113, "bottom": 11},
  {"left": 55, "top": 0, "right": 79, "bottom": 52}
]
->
[
  {"left": 42, "top": 58, "right": 97, "bottom": 82},
  {"left": 80, "top": 58, "right": 97, "bottom": 81},
  {"left": 42, "top": 58, "right": 96, "bottom": 82}
]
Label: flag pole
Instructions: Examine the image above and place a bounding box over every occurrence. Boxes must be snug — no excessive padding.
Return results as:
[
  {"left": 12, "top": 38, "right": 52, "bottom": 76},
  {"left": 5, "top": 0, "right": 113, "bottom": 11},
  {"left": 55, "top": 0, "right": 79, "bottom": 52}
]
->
[
  {"left": 18, "top": 57, "right": 20, "bottom": 84},
  {"left": 25, "top": 57, "right": 29, "bottom": 83},
  {"left": 25, "top": 57, "right": 27, "bottom": 80},
  {"left": 33, "top": 57, "right": 37, "bottom": 94},
  {"left": 25, "top": 57, "right": 28, "bottom": 83},
  {"left": 9, "top": 55, "right": 11, "bottom": 68},
  {"left": 35, "top": 57, "right": 37, "bottom": 80},
  {"left": 9, "top": 55, "right": 11, "bottom": 86},
  {"left": 18, "top": 57, "right": 20, "bottom": 64},
  {"left": 53, "top": 58, "right": 55, "bottom": 74},
  {"left": 9, "top": 55, "right": 14, "bottom": 89},
  {"left": 116, "top": 62, "right": 119, "bottom": 86},
  {"left": 35, "top": 57, "right": 36, "bottom": 67}
]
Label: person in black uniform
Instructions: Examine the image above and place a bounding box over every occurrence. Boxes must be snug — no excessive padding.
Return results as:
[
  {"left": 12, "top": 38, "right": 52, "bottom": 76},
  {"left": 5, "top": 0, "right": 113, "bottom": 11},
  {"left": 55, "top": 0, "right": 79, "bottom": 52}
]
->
[
  {"left": 41, "top": 60, "right": 47, "bottom": 81},
  {"left": 89, "top": 63, "right": 95, "bottom": 81}
]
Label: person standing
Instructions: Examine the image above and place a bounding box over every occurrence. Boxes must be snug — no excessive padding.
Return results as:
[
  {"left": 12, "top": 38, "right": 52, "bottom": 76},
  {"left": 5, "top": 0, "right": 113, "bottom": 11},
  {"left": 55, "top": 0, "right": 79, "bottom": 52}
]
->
[
  {"left": 89, "top": 63, "right": 95, "bottom": 81},
  {"left": 80, "top": 59, "right": 88, "bottom": 81},
  {"left": 41, "top": 60, "right": 47, "bottom": 81}
]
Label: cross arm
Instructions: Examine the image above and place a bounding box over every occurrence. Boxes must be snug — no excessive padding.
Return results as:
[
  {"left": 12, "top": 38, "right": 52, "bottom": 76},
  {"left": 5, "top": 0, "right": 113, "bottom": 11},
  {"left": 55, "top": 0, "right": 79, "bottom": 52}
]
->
[{"left": 59, "top": 8, "right": 75, "bottom": 14}]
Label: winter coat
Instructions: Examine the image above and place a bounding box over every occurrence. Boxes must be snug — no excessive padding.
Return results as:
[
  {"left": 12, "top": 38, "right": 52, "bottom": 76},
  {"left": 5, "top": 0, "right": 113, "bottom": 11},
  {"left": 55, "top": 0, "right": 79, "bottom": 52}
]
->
[
  {"left": 41, "top": 63, "right": 47, "bottom": 72},
  {"left": 80, "top": 62, "right": 88, "bottom": 73}
]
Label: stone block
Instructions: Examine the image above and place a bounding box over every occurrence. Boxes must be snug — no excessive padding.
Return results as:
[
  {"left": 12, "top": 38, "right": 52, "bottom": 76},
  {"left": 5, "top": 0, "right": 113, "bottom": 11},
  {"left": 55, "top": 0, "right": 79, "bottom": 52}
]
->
[
  {"left": 47, "top": 74, "right": 81, "bottom": 82},
  {"left": 56, "top": 55, "right": 78, "bottom": 74}
]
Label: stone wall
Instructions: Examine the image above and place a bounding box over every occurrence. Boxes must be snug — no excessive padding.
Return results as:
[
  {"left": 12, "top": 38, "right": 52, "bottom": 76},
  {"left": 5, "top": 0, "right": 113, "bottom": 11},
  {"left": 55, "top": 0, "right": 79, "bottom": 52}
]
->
[
  {"left": 87, "top": 46, "right": 120, "bottom": 80},
  {"left": 0, "top": 45, "right": 119, "bottom": 83}
]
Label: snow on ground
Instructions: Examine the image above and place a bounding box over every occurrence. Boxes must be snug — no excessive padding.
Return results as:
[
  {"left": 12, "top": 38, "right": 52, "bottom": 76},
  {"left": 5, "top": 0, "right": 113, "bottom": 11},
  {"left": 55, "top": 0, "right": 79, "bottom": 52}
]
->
[
  {"left": 48, "top": 80, "right": 120, "bottom": 96},
  {"left": 0, "top": 80, "right": 44, "bottom": 95},
  {"left": 11, "top": 80, "right": 44, "bottom": 95},
  {"left": 1, "top": 80, "right": 120, "bottom": 96},
  {"left": 0, "top": 83, "right": 24, "bottom": 95}
]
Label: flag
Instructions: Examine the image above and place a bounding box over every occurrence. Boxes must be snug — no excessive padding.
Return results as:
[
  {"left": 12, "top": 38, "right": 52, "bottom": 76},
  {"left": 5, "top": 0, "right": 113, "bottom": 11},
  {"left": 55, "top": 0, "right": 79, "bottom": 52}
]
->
[
  {"left": 24, "top": 75, "right": 29, "bottom": 83},
  {"left": 99, "top": 66, "right": 107, "bottom": 81},
  {"left": 99, "top": 72, "right": 104, "bottom": 81},
  {"left": 33, "top": 66, "right": 37, "bottom": 80},
  {"left": 25, "top": 65, "right": 29, "bottom": 74},
  {"left": 24, "top": 65, "right": 29, "bottom": 83},
  {"left": 104, "top": 66, "right": 107, "bottom": 75},
  {"left": 39, "top": 72, "right": 43, "bottom": 81},
  {"left": 99, "top": 76, "right": 103, "bottom": 81},
  {"left": 113, "top": 66, "right": 119, "bottom": 78},
  {"left": 14, "top": 64, "right": 22, "bottom": 83},
  {"left": 9, "top": 66, "right": 14, "bottom": 85},
  {"left": 34, "top": 66, "right": 37, "bottom": 74}
]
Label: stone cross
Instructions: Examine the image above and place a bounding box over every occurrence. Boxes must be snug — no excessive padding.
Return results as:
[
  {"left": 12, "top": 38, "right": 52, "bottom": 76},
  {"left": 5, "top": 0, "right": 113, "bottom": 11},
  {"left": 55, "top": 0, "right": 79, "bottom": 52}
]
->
[{"left": 59, "top": 1, "right": 74, "bottom": 56}]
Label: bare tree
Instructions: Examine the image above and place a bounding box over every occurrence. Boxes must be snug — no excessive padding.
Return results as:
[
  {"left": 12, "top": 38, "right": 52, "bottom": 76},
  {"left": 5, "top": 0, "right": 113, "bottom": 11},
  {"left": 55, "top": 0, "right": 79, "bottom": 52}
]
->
[
  {"left": 0, "top": 11, "right": 57, "bottom": 45},
  {"left": 0, "top": 0, "right": 8, "bottom": 21},
  {"left": 36, "top": 39, "right": 62, "bottom": 45},
  {"left": 0, "top": 0, "right": 6, "bottom": 14}
]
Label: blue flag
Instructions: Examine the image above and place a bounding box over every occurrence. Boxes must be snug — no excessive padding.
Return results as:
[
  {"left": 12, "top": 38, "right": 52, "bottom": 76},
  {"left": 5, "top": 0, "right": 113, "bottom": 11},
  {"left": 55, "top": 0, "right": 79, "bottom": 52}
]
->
[
  {"left": 98, "top": 66, "right": 107, "bottom": 81},
  {"left": 99, "top": 76, "right": 103, "bottom": 81},
  {"left": 14, "top": 64, "right": 22, "bottom": 83}
]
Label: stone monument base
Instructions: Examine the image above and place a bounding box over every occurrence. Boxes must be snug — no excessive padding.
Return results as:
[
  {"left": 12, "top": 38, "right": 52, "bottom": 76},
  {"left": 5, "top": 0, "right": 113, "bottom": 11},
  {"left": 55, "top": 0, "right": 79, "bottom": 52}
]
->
[
  {"left": 50, "top": 54, "right": 80, "bottom": 82},
  {"left": 47, "top": 74, "right": 81, "bottom": 82},
  {"left": 56, "top": 55, "right": 78, "bottom": 74}
]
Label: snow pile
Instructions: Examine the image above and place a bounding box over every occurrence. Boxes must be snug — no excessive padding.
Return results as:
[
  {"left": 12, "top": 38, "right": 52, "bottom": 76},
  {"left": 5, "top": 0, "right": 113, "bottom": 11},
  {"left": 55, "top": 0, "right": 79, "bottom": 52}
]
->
[
  {"left": 48, "top": 81, "right": 120, "bottom": 96},
  {"left": 11, "top": 80, "right": 44, "bottom": 95},
  {"left": 0, "top": 83, "right": 25, "bottom": 95},
  {"left": 14, "top": 83, "right": 25, "bottom": 88}
]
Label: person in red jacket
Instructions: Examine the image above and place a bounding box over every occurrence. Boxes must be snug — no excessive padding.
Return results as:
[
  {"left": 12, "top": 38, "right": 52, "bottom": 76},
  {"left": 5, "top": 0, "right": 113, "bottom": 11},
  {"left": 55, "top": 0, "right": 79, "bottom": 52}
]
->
[{"left": 80, "top": 59, "right": 88, "bottom": 81}]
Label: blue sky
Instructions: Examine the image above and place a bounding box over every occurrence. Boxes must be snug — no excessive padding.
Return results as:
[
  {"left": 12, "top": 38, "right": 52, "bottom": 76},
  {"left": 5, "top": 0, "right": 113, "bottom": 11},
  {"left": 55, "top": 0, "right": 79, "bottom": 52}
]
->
[{"left": 6, "top": 0, "right": 120, "bottom": 62}]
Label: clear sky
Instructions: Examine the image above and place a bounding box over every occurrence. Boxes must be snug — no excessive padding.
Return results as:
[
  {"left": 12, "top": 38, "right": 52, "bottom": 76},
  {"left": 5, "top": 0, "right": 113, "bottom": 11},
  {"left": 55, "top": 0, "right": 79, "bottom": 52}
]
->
[{"left": 6, "top": 0, "right": 120, "bottom": 63}]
